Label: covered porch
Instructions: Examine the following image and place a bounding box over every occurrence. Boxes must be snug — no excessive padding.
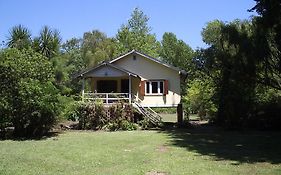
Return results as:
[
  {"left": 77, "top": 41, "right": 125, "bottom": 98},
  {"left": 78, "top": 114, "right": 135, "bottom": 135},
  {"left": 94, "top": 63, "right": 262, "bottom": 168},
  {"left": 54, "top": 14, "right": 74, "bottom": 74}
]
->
[{"left": 78, "top": 62, "right": 140, "bottom": 104}]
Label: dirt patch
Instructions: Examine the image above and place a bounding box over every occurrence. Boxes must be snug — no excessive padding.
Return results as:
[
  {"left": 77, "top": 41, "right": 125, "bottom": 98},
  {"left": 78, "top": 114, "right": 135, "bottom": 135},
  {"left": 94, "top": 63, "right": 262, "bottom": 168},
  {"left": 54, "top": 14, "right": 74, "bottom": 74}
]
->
[
  {"left": 54, "top": 121, "right": 79, "bottom": 130},
  {"left": 156, "top": 145, "right": 169, "bottom": 153},
  {"left": 146, "top": 171, "right": 169, "bottom": 175}
]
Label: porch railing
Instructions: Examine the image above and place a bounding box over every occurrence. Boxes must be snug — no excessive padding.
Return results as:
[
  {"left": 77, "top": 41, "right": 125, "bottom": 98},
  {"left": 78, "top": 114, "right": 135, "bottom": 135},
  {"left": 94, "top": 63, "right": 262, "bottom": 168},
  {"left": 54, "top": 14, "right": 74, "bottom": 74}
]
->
[{"left": 83, "top": 93, "right": 130, "bottom": 104}]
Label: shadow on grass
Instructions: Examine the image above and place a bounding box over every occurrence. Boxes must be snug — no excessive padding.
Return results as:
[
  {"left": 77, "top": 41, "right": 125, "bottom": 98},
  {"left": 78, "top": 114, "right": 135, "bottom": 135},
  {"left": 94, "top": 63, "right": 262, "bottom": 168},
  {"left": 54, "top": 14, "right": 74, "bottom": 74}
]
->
[
  {"left": 0, "top": 131, "right": 61, "bottom": 141},
  {"left": 161, "top": 123, "right": 281, "bottom": 164}
]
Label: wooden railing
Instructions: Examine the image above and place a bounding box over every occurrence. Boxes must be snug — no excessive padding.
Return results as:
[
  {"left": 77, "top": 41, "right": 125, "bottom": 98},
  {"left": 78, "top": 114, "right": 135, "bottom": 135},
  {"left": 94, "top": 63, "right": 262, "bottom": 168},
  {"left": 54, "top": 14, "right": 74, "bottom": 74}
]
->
[
  {"left": 133, "top": 95, "right": 162, "bottom": 125},
  {"left": 83, "top": 93, "right": 130, "bottom": 104}
]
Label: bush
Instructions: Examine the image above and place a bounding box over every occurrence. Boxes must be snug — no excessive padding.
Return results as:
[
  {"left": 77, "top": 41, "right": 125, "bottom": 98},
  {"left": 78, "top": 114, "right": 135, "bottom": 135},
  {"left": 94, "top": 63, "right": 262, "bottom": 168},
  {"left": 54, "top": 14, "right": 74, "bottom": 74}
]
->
[
  {"left": 0, "top": 48, "right": 60, "bottom": 138},
  {"left": 58, "top": 96, "right": 79, "bottom": 121},
  {"left": 183, "top": 78, "right": 217, "bottom": 119},
  {"left": 74, "top": 102, "right": 142, "bottom": 131},
  {"left": 138, "top": 119, "right": 153, "bottom": 130},
  {"left": 247, "top": 87, "right": 281, "bottom": 130},
  {"left": 120, "top": 120, "right": 138, "bottom": 131},
  {"left": 78, "top": 102, "right": 107, "bottom": 130},
  {"left": 10, "top": 79, "right": 60, "bottom": 137},
  {"left": 106, "top": 120, "right": 138, "bottom": 131}
]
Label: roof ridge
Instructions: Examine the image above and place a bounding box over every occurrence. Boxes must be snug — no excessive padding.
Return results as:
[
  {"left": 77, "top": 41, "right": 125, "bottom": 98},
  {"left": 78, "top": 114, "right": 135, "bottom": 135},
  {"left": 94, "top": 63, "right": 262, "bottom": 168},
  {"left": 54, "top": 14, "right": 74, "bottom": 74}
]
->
[{"left": 110, "top": 50, "right": 183, "bottom": 72}]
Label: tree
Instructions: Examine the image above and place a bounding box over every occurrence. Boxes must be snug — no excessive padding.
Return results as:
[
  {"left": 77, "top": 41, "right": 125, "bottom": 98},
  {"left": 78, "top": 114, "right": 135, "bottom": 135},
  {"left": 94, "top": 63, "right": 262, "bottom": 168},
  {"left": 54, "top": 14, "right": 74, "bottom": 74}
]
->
[
  {"left": 33, "top": 26, "right": 61, "bottom": 59},
  {"left": 0, "top": 48, "right": 60, "bottom": 137},
  {"left": 160, "top": 32, "right": 194, "bottom": 74},
  {"left": 57, "top": 38, "right": 86, "bottom": 95},
  {"left": 183, "top": 77, "right": 217, "bottom": 119},
  {"left": 81, "top": 30, "right": 117, "bottom": 67},
  {"left": 6, "top": 25, "right": 32, "bottom": 49},
  {"left": 201, "top": 20, "right": 257, "bottom": 128},
  {"left": 116, "top": 8, "right": 160, "bottom": 57},
  {"left": 249, "top": 0, "right": 281, "bottom": 90}
]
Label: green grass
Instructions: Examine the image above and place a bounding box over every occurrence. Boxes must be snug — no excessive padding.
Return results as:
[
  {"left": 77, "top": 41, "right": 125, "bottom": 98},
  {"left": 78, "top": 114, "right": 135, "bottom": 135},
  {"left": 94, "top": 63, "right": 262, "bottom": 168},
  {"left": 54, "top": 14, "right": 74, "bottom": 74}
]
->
[
  {"left": 1, "top": 129, "right": 281, "bottom": 175},
  {"left": 160, "top": 113, "right": 200, "bottom": 123},
  {"left": 160, "top": 113, "right": 177, "bottom": 123}
]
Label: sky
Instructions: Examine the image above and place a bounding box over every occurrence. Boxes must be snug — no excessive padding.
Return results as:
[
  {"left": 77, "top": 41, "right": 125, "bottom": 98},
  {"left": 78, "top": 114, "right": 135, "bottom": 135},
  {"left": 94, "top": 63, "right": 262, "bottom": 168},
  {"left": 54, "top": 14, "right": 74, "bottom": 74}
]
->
[{"left": 0, "top": 0, "right": 257, "bottom": 49}]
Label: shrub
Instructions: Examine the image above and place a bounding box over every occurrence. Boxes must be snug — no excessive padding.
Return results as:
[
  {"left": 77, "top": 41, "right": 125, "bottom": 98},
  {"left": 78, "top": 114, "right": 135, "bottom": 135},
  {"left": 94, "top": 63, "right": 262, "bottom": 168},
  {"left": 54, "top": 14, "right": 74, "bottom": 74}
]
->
[
  {"left": 58, "top": 96, "right": 79, "bottom": 121},
  {"left": 78, "top": 102, "right": 107, "bottom": 130},
  {"left": 120, "top": 120, "right": 138, "bottom": 131},
  {"left": 11, "top": 79, "right": 60, "bottom": 137},
  {"left": 138, "top": 119, "right": 153, "bottom": 130},
  {"left": 0, "top": 48, "right": 60, "bottom": 138},
  {"left": 183, "top": 78, "right": 217, "bottom": 119},
  {"left": 75, "top": 102, "right": 142, "bottom": 131}
]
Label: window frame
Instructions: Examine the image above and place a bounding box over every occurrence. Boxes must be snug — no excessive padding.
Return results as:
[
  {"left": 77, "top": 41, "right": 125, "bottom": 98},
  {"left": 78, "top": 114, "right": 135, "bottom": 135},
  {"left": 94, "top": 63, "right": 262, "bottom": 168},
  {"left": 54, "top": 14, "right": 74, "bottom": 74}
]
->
[{"left": 145, "top": 80, "right": 165, "bottom": 95}]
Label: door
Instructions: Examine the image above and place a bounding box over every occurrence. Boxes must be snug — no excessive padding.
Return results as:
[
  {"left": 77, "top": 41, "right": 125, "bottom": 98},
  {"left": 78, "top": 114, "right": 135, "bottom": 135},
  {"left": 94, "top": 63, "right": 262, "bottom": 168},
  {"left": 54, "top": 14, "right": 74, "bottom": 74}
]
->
[{"left": 121, "top": 79, "right": 129, "bottom": 93}]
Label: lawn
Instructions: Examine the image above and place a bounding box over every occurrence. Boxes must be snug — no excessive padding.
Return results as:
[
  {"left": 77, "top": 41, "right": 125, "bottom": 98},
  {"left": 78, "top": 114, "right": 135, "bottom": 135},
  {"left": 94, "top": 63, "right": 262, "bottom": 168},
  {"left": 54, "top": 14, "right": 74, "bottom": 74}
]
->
[
  {"left": 0, "top": 128, "right": 281, "bottom": 175},
  {"left": 160, "top": 113, "right": 199, "bottom": 123}
]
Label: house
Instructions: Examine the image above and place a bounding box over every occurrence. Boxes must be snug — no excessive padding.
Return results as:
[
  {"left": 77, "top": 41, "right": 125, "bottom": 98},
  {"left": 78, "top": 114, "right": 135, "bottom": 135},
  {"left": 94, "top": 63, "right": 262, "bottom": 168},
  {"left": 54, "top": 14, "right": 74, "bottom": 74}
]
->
[{"left": 74, "top": 50, "right": 186, "bottom": 108}]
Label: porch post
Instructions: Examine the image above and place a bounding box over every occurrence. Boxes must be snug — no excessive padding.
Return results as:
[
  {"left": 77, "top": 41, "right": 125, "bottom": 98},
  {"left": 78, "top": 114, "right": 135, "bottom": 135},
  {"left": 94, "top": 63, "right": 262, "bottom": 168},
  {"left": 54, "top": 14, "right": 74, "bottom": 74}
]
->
[
  {"left": 129, "top": 75, "right": 132, "bottom": 104},
  {"left": 82, "top": 78, "right": 85, "bottom": 102}
]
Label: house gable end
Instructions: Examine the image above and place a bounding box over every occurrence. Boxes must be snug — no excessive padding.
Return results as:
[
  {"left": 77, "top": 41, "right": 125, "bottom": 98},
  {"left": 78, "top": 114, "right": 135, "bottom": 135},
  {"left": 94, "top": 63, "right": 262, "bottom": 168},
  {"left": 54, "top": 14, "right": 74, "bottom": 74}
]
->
[
  {"left": 83, "top": 65, "right": 128, "bottom": 78},
  {"left": 110, "top": 50, "right": 181, "bottom": 73},
  {"left": 76, "top": 62, "right": 138, "bottom": 78}
]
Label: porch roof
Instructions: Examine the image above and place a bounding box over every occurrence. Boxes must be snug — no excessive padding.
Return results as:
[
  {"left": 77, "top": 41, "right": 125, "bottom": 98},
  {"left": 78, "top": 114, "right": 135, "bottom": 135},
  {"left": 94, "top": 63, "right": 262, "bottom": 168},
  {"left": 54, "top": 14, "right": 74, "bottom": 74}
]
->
[{"left": 73, "top": 62, "right": 139, "bottom": 79}]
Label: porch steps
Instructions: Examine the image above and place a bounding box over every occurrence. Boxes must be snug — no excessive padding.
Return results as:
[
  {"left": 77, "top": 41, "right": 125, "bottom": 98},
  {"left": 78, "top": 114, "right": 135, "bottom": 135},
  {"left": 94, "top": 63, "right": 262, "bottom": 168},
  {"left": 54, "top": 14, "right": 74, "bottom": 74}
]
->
[{"left": 133, "top": 102, "right": 162, "bottom": 126}]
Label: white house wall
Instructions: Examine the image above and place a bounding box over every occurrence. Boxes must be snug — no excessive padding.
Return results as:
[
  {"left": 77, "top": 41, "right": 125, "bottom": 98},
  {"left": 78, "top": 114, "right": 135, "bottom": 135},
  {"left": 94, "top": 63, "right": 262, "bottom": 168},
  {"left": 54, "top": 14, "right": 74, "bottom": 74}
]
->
[{"left": 112, "top": 54, "right": 181, "bottom": 107}]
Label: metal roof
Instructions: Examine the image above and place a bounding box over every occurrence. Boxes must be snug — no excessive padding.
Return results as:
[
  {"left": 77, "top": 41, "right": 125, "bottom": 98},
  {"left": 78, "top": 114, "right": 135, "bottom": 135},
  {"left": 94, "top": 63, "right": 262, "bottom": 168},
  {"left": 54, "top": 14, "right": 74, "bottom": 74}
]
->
[{"left": 73, "top": 61, "right": 139, "bottom": 79}]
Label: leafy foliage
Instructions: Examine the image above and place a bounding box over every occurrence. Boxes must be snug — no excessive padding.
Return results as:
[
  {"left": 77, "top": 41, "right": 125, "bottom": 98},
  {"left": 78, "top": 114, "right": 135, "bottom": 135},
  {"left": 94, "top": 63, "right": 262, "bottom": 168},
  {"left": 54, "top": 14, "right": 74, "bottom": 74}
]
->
[
  {"left": 6, "top": 25, "right": 32, "bottom": 50},
  {"left": 183, "top": 78, "right": 217, "bottom": 120},
  {"left": 81, "top": 30, "right": 117, "bottom": 67},
  {"left": 73, "top": 102, "right": 140, "bottom": 131},
  {"left": 200, "top": 20, "right": 258, "bottom": 127},
  {"left": 249, "top": 0, "right": 281, "bottom": 90},
  {"left": 0, "top": 48, "right": 59, "bottom": 138},
  {"left": 160, "top": 32, "right": 194, "bottom": 72},
  {"left": 116, "top": 8, "right": 160, "bottom": 57},
  {"left": 33, "top": 26, "right": 62, "bottom": 59},
  {"left": 200, "top": 17, "right": 281, "bottom": 129}
]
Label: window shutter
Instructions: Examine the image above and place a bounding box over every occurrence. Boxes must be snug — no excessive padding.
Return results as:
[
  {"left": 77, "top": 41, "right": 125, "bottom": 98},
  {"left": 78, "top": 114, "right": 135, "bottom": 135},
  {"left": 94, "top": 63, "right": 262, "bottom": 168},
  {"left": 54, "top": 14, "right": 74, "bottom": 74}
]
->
[
  {"left": 140, "top": 81, "right": 146, "bottom": 96},
  {"left": 164, "top": 80, "right": 169, "bottom": 95}
]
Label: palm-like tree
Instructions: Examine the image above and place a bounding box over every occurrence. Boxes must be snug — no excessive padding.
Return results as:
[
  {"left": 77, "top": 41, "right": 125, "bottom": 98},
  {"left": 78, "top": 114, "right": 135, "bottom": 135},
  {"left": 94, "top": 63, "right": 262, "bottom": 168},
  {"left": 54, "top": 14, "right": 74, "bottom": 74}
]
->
[
  {"left": 7, "top": 25, "right": 31, "bottom": 49},
  {"left": 34, "top": 26, "right": 61, "bottom": 59}
]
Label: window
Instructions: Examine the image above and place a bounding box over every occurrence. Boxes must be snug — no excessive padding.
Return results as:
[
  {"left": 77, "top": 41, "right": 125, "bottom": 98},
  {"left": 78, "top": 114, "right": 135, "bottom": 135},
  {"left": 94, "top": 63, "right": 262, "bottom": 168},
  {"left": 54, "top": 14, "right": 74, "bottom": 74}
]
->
[
  {"left": 146, "top": 82, "right": 150, "bottom": 94},
  {"left": 152, "top": 82, "right": 158, "bottom": 93},
  {"left": 145, "top": 80, "right": 164, "bottom": 95}
]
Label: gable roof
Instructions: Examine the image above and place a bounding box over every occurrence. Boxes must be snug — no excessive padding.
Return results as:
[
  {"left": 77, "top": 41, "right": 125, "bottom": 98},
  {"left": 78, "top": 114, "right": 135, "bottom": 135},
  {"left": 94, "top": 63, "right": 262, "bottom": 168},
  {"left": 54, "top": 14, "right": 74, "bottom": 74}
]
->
[
  {"left": 73, "top": 62, "right": 139, "bottom": 79},
  {"left": 110, "top": 50, "right": 185, "bottom": 74},
  {"left": 73, "top": 50, "right": 187, "bottom": 79}
]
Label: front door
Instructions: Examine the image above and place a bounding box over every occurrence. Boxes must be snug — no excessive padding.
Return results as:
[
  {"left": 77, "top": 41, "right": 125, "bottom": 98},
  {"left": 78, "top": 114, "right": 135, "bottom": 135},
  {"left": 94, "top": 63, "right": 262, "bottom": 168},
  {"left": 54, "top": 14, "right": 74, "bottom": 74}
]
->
[
  {"left": 97, "top": 80, "right": 117, "bottom": 93},
  {"left": 121, "top": 79, "right": 129, "bottom": 93}
]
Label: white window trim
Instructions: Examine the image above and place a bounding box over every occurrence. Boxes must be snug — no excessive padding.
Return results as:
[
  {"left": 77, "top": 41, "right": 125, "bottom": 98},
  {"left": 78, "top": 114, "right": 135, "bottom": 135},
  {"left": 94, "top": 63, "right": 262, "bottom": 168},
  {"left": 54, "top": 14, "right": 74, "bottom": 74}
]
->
[{"left": 145, "top": 80, "right": 164, "bottom": 95}]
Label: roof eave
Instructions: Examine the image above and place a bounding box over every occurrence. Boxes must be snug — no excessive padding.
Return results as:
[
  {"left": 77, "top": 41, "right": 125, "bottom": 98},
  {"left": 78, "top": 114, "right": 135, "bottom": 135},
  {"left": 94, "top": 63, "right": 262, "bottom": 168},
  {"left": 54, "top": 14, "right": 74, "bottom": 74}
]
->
[{"left": 73, "top": 62, "right": 139, "bottom": 79}]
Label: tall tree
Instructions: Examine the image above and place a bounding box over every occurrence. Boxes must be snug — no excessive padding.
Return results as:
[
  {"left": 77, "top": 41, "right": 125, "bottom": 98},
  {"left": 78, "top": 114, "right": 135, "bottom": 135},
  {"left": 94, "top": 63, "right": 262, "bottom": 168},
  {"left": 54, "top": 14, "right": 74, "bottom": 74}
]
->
[
  {"left": 201, "top": 20, "right": 257, "bottom": 128},
  {"left": 6, "top": 25, "right": 31, "bottom": 49},
  {"left": 116, "top": 8, "right": 160, "bottom": 57},
  {"left": 160, "top": 32, "right": 194, "bottom": 74},
  {"left": 33, "top": 26, "right": 61, "bottom": 59},
  {"left": 81, "top": 30, "right": 117, "bottom": 67},
  {"left": 59, "top": 38, "right": 86, "bottom": 94},
  {"left": 250, "top": 0, "right": 281, "bottom": 90}
]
